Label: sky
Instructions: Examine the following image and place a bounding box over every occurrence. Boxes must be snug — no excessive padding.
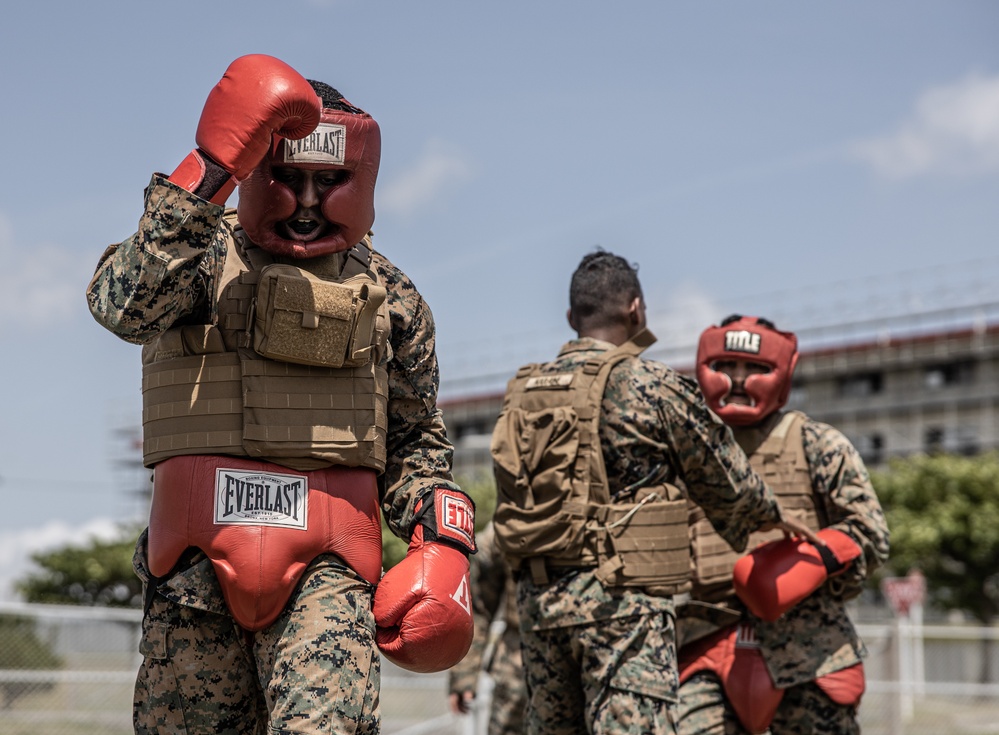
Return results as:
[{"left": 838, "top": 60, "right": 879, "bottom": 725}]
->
[{"left": 1, "top": 0, "right": 998, "bottom": 599}]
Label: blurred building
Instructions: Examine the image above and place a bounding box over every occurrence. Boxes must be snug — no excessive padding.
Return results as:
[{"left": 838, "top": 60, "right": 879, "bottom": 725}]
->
[
  {"left": 440, "top": 319, "right": 999, "bottom": 478},
  {"left": 785, "top": 322, "right": 999, "bottom": 466}
]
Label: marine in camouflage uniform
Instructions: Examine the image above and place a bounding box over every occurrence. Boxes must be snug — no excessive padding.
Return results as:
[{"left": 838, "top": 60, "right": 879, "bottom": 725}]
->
[
  {"left": 677, "top": 315, "right": 890, "bottom": 735},
  {"left": 490, "top": 252, "right": 809, "bottom": 735},
  {"left": 448, "top": 522, "right": 526, "bottom": 735},
  {"left": 86, "top": 56, "right": 474, "bottom": 734}
]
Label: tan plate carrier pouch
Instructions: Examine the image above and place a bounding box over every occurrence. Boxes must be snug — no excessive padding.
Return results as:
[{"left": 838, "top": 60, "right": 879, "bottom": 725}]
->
[
  {"left": 491, "top": 329, "right": 690, "bottom": 594},
  {"left": 253, "top": 262, "right": 387, "bottom": 370},
  {"left": 688, "top": 410, "right": 822, "bottom": 598}
]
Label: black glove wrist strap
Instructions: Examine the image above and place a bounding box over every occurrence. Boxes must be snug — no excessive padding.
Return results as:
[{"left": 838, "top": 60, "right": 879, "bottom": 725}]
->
[{"left": 193, "top": 150, "right": 233, "bottom": 200}]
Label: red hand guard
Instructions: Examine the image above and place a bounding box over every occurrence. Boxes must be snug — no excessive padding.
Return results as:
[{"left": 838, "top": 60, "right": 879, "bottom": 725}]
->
[
  {"left": 196, "top": 54, "right": 320, "bottom": 180},
  {"left": 733, "top": 528, "right": 862, "bottom": 622},
  {"left": 168, "top": 54, "right": 321, "bottom": 203},
  {"left": 373, "top": 523, "right": 473, "bottom": 673}
]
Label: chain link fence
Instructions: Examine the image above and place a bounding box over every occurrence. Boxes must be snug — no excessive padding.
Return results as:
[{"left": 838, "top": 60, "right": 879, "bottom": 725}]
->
[{"left": 2, "top": 601, "right": 998, "bottom": 734}]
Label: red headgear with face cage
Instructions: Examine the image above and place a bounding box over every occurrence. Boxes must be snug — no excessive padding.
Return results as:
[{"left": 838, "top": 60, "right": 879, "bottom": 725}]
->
[
  {"left": 696, "top": 315, "right": 799, "bottom": 426},
  {"left": 237, "top": 93, "right": 381, "bottom": 259}
]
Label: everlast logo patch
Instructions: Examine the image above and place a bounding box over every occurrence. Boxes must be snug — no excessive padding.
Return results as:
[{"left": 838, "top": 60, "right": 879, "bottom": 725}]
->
[
  {"left": 280, "top": 122, "right": 347, "bottom": 165},
  {"left": 724, "top": 330, "right": 762, "bottom": 354},
  {"left": 214, "top": 468, "right": 308, "bottom": 529}
]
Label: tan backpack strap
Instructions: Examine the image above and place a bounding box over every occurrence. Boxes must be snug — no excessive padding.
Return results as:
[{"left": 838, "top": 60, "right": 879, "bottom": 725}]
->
[
  {"left": 341, "top": 237, "right": 375, "bottom": 279},
  {"left": 576, "top": 329, "right": 658, "bottom": 504},
  {"left": 528, "top": 557, "right": 550, "bottom": 586},
  {"left": 622, "top": 327, "right": 657, "bottom": 354}
]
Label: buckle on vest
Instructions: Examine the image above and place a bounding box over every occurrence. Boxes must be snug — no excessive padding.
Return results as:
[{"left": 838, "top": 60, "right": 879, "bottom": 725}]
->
[{"left": 529, "top": 557, "right": 549, "bottom": 585}]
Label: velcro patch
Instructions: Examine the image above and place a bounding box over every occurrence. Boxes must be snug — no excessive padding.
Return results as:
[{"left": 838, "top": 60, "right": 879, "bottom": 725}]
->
[
  {"left": 214, "top": 468, "right": 308, "bottom": 529},
  {"left": 280, "top": 122, "right": 347, "bottom": 165},
  {"left": 434, "top": 489, "right": 476, "bottom": 552}
]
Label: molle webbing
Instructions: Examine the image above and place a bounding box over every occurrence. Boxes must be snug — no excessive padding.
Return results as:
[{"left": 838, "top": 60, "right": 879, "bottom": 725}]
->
[
  {"left": 589, "top": 487, "right": 692, "bottom": 594},
  {"left": 142, "top": 350, "right": 245, "bottom": 460},
  {"left": 690, "top": 411, "right": 820, "bottom": 589},
  {"left": 492, "top": 329, "right": 691, "bottom": 593},
  {"left": 141, "top": 232, "right": 389, "bottom": 471}
]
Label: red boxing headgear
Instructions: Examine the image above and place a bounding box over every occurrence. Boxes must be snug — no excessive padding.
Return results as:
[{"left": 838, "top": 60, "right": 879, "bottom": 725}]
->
[
  {"left": 696, "top": 315, "right": 799, "bottom": 426},
  {"left": 237, "top": 96, "right": 381, "bottom": 258}
]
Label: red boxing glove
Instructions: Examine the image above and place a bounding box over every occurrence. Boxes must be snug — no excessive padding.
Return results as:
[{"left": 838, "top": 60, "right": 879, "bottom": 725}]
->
[
  {"left": 168, "top": 54, "right": 321, "bottom": 203},
  {"left": 374, "top": 490, "right": 476, "bottom": 673},
  {"left": 733, "top": 528, "right": 862, "bottom": 622}
]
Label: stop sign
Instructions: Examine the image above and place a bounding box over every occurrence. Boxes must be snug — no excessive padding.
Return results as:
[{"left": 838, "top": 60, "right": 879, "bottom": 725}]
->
[{"left": 880, "top": 570, "right": 926, "bottom": 617}]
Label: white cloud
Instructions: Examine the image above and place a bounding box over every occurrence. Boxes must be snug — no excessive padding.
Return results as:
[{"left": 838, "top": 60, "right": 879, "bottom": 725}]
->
[
  {"left": 0, "top": 517, "right": 124, "bottom": 602},
  {"left": 851, "top": 72, "right": 999, "bottom": 178},
  {"left": 378, "top": 139, "right": 475, "bottom": 216},
  {"left": 645, "top": 282, "right": 727, "bottom": 368},
  {"left": 0, "top": 212, "right": 94, "bottom": 331}
]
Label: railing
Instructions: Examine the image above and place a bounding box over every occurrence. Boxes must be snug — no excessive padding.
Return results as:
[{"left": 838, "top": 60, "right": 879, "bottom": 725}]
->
[{"left": 1, "top": 602, "right": 998, "bottom": 734}]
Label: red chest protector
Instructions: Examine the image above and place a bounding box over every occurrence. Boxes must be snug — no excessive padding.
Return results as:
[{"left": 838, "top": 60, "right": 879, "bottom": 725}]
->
[{"left": 147, "top": 455, "right": 383, "bottom": 631}]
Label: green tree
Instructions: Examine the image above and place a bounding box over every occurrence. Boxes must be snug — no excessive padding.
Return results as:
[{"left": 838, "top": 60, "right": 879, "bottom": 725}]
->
[
  {"left": 0, "top": 616, "right": 62, "bottom": 709},
  {"left": 872, "top": 452, "right": 999, "bottom": 683},
  {"left": 16, "top": 524, "right": 143, "bottom": 608}
]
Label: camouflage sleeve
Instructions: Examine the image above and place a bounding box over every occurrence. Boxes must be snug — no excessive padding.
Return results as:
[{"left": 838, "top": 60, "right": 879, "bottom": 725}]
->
[
  {"left": 373, "top": 252, "right": 460, "bottom": 540},
  {"left": 804, "top": 419, "right": 891, "bottom": 597},
  {"left": 448, "top": 524, "right": 505, "bottom": 695},
  {"left": 85, "top": 176, "right": 226, "bottom": 344},
  {"left": 468, "top": 525, "right": 507, "bottom": 628},
  {"left": 655, "top": 370, "right": 785, "bottom": 552}
]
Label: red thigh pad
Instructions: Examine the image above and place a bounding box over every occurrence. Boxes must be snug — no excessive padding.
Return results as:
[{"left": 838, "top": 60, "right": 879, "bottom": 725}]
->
[
  {"left": 679, "top": 623, "right": 784, "bottom": 735},
  {"left": 816, "top": 662, "right": 865, "bottom": 707}
]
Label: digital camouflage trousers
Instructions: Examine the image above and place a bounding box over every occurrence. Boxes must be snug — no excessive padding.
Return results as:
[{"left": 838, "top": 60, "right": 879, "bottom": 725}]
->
[
  {"left": 520, "top": 612, "right": 677, "bottom": 735},
  {"left": 134, "top": 553, "right": 380, "bottom": 735}
]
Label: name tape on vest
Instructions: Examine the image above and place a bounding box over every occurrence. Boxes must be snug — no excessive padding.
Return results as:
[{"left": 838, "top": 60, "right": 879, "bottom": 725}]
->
[
  {"left": 280, "top": 122, "right": 347, "bottom": 165},
  {"left": 214, "top": 468, "right": 308, "bottom": 529},
  {"left": 525, "top": 373, "right": 574, "bottom": 390}
]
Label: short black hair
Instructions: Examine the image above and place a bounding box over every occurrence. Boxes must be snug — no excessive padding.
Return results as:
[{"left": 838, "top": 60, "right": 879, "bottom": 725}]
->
[
  {"left": 569, "top": 248, "right": 643, "bottom": 329},
  {"left": 720, "top": 314, "right": 778, "bottom": 330},
  {"left": 307, "top": 80, "right": 366, "bottom": 114}
]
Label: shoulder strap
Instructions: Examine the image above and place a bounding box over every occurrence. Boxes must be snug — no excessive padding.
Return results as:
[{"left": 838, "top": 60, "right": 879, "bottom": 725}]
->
[
  {"left": 341, "top": 236, "right": 375, "bottom": 279},
  {"left": 756, "top": 410, "right": 807, "bottom": 460},
  {"left": 574, "top": 329, "right": 657, "bottom": 504}
]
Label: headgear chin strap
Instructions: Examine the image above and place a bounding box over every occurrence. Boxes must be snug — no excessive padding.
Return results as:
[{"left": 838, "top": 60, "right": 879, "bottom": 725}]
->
[
  {"left": 696, "top": 315, "right": 799, "bottom": 426},
  {"left": 237, "top": 99, "right": 381, "bottom": 258}
]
